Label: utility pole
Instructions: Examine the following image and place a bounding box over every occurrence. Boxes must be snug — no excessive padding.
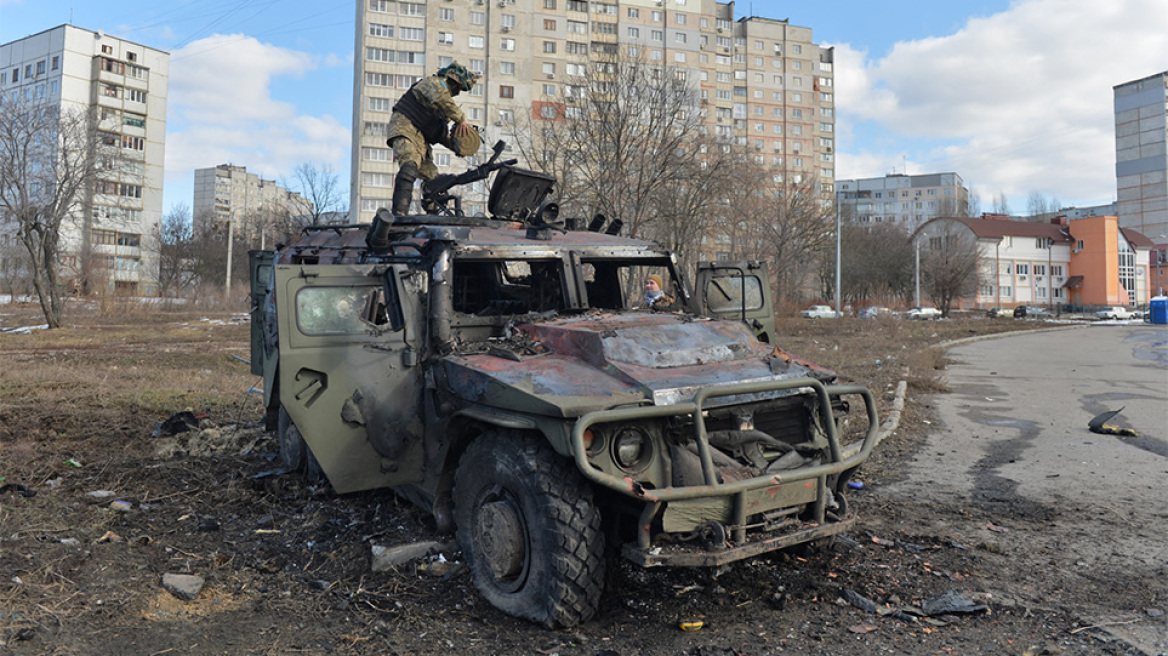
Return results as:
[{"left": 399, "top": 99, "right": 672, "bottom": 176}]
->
[
  {"left": 834, "top": 202, "right": 841, "bottom": 316},
  {"left": 224, "top": 214, "right": 234, "bottom": 302}
]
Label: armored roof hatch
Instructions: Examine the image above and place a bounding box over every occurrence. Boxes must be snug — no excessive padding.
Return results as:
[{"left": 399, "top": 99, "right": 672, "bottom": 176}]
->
[{"left": 488, "top": 166, "right": 555, "bottom": 220}]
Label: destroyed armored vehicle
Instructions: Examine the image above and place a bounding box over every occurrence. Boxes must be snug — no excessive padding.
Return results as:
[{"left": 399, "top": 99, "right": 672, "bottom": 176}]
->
[{"left": 249, "top": 143, "right": 879, "bottom": 628}]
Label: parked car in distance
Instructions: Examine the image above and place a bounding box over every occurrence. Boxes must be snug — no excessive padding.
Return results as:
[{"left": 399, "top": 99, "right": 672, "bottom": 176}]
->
[
  {"left": 1013, "top": 306, "right": 1052, "bottom": 319},
  {"left": 986, "top": 307, "right": 1013, "bottom": 318},
  {"left": 1096, "top": 306, "right": 1138, "bottom": 320},
  {"left": 859, "top": 306, "right": 894, "bottom": 319},
  {"left": 800, "top": 304, "right": 841, "bottom": 319},
  {"left": 905, "top": 306, "right": 942, "bottom": 320}
]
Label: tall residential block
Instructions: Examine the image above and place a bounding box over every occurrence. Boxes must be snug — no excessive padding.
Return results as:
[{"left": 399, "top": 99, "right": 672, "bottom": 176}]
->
[
  {"left": 350, "top": 0, "right": 835, "bottom": 222},
  {"left": 193, "top": 164, "right": 313, "bottom": 241},
  {"left": 1114, "top": 71, "right": 1168, "bottom": 243},
  {"left": 0, "top": 25, "right": 168, "bottom": 295},
  {"left": 835, "top": 172, "right": 969, "bottom": 230}
]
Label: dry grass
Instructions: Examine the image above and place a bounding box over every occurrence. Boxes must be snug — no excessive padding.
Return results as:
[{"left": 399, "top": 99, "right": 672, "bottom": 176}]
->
[{"left": 0, "top": 301, "right": 255, "bottom": 444}]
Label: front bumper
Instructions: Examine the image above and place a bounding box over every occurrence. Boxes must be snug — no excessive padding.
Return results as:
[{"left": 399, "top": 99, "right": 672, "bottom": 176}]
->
[{"left": 571, "top": 377, "right": 878, "bottom": 567}]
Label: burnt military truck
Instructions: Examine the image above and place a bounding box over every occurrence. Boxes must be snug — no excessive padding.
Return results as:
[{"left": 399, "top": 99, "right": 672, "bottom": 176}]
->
[{"left": 248, "top": 144, "right": 879, "bottom": 628}]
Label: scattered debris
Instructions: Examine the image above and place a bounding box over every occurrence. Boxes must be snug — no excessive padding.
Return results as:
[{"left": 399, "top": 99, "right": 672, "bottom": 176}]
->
[
  {"left": 162, "top": 573, "right": 205, "bottom": 601},
  {"left": 152, "top": 411, "right": 202, "bottom": 437},
  {"left": 108, "top": 500, "right": 133, "bottom": 512},
  {"left": 678, "top": 619, "right": 704, "bottom": 632},
  {"left": 920, "top": 590, "right": 989, "bottom": 616},
  {"left": 86, "top": 490, "right": 115, "bottom": 499},
  {"left": 1088, "top": 408, "right": 1140, "bottom": 436},
  {"left": 840, "top": 587, "right": 880, "bottom": 614},
  {"left": 0, "top": 483, "right": 36, "bottom": 497},
  {"left": 370, "top": 540, "right": 454, "bottom": 572},
  {"left": 97, "top": 531, "right": 123, "bottom": 543}
]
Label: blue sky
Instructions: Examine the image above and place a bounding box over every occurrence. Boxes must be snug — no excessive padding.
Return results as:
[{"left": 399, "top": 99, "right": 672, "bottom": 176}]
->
[{"left": 1, "top": 0, "right": 1165, "bottom": 216}]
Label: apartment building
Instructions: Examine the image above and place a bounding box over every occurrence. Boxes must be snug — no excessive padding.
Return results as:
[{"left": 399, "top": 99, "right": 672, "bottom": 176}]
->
[
  {"left": 836, "top": 172, "right": 969, "bottom": 231},
  {"left": 1114, "top": 71, "right": 1167, "bottom": 244},
  {"left": 0, "top": 25, "right": 168, "bottom": 295},
  {"left": 350, "top": 0, "right": 835, "bottom": 222},
  {"left": 193, "top": 164, "right": 313, "bottom": 241}
]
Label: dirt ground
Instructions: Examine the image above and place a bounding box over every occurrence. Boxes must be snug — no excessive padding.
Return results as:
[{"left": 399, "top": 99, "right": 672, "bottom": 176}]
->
[{"left": 0, "top": 302, "right": 1157, "bottom": 655}]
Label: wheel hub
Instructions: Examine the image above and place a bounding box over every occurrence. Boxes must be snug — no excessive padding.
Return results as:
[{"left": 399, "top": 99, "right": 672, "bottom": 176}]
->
[{"left": 476, "top": 499, "right": 526, "bottom": 582}]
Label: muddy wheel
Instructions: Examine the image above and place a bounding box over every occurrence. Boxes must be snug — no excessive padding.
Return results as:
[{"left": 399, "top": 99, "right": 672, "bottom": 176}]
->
[
  {"left": 277, "top": 406, "right": 307, "bottom": 471},
  {"left": 453, "top": 431, "right": 604, "bottom": 628},
  {"left": 277, "top": 406, "right": 324, "bottom": 482}
]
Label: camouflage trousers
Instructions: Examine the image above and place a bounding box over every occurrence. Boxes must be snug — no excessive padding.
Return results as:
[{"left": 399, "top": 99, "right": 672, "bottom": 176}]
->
[{"left": 390, "top": 136, "right": 438, "bottom": 181}]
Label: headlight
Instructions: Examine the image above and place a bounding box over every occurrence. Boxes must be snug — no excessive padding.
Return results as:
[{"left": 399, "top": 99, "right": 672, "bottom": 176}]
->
[{"left": 613, "top": 427, "right": 649, "bottom": 470}]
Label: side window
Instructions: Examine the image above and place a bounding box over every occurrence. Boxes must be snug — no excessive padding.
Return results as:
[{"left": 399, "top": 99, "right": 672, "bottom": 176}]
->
[
  {"left": 580, "top": 262, "right": 674, "bottom": 309},
  {"left": 452, "top": 260, "right": 565, "bottom": 315},
  {"left": 704, "top": 274, "right": 763, "bottom": 313},
  {"left": 296, "top": 286, "right": 387, "bottom": 335}
]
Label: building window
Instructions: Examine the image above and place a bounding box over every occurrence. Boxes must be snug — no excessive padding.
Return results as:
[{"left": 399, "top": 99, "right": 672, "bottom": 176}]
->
[
  {"left": 370, "top": 0, "right": 390, "bottom": 11},
  {"left": 500, "top": 61, "right": 516, "bottom": 75},
  {"left": 400, "top": 27, "right": 424, "bottom": 41},
  {"left": 501, "top": 38, "right": 516, "bottom": 51},
  {"left": 628, "top": 7, "right": 639, "bottom": 17},
  {"left": 437, "top": 32, "right": 453, "bottom": 45},
  {"left": 439, "top": 8, "right": 454, "bottom": 21},
  {"left": 435, "top": 153, "right": 451, "bottom": 167},
  {"left": 542, "top": 83, "right": 555, "bottom": 95},
  {"left": 541, "top": 105, "right": 557, "bottom": 119},
  {"left": 369, "top": 23, "right": 393, "bottom": 37},
  {"left": 469, "top": 35, "right": 484, "bottom": 49},
  {"left": 543, "top": 41, "right": 557, "bottom": 53},
  {"left": 400, "top": 2, "right": 424, "bottom": 15},
  {"left": 368, "top": 96, "right": 392, "bottom": 112},
  {"left": 499, "top": 85, "right": 514, "bottom": 98},
  {"left": 501, "top": 14, "right": 516, "bottom": 28},
  {"left": 471, "top": 11, "right": 485, "bottom": 24},
  {"left": 363, "top": 147, "right": 391, "bottom": 161},
  {"left": 544, "top": 19, "right": 556, "bottom": 30}
]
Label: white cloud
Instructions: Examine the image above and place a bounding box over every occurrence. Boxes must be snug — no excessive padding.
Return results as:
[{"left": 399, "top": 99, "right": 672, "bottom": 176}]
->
[
  {"left": 833, "top": 0, "right": 1168, "bottom": 208},
  {"left": 165, "top": 34, "right": 349, "bottom": 189}
]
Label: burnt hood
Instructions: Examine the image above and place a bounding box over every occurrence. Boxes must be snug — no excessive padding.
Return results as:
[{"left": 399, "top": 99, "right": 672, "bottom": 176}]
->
[{"left": 442, "top": 314, "right": 833, "bottom": 417}]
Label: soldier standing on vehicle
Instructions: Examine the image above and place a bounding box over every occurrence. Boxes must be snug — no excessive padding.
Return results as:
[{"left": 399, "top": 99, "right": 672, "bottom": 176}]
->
[{"left": 388, "top": 62, "right": 479, "bottom": 215}]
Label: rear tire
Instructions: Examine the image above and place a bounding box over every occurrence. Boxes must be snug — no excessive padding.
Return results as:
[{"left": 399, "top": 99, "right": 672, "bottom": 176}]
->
[
  {"left": 453, "top": 431, "right": 605, "bottom": 628},
  {"left": 277, "top": 406, "right": 324, "bottom": 482}
]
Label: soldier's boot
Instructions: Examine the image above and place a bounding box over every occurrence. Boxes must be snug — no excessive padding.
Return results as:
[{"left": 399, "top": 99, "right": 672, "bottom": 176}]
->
[{"left": 392, "top": 163, "right": 419, "bottom": 216}]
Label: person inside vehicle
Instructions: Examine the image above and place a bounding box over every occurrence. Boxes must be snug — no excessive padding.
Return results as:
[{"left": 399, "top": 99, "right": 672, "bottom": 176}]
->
[
  {"left": 387, "top": 62, "right": 480, "bottom": 215},
  {"left": 644, "top": 274, "right": 678, "bottom": 311}
]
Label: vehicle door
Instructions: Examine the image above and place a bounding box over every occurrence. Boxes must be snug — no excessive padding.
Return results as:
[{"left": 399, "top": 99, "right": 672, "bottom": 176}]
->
[
  {"left": 248, "top": 250, "right": 276, "bottom": 378},
  {"left": 274, "top": 262, "right": 424, "bottom": 493},
  {"left": 693, "top": 261, "right": 777, "bottom": 343}
]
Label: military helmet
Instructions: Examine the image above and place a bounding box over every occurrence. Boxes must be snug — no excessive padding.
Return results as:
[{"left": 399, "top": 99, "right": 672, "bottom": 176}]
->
[{"left": 438, "top": 62, "right": 478, "bottom": 92}]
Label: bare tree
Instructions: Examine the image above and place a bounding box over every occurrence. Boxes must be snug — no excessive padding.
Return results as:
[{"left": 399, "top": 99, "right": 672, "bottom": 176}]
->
[
  {"left": 158, "top": 204, "right": 197, "bottom": 297},
  {"left": 0, "top": 95, "right": 102, "bottom": 327},
  {"left": 290, "top": 162, "right": 341, "bottom": 227},
  {"left": 509, "top": 52, "right": 704, "bottom": 242},
  {"left": 840, "top": 223, "right": 914, "bottom": 305},
  {"left": 992, "top": 191, "right": 1010, "bottom": 216},
  {"left": 918, "top": 220, "right": 980, "bottom": 316},
  {"left": 966, "top": 188, "right": 982, "bottom": 217}
]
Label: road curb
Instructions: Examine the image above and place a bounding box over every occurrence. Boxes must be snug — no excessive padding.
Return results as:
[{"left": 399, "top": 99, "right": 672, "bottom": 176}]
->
[{"left": 842, "top": 379, "right": 906, "bottom": 459}]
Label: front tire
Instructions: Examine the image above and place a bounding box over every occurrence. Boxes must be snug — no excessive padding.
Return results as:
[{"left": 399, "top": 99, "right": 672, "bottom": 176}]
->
[{"left": 453, "top": 431, "right": 605, "bottom": 628}]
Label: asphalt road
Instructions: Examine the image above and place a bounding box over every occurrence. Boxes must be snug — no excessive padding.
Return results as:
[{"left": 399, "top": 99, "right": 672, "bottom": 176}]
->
[{"left": 881, "top": 323, "right": 1168, "bottom": 654}]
